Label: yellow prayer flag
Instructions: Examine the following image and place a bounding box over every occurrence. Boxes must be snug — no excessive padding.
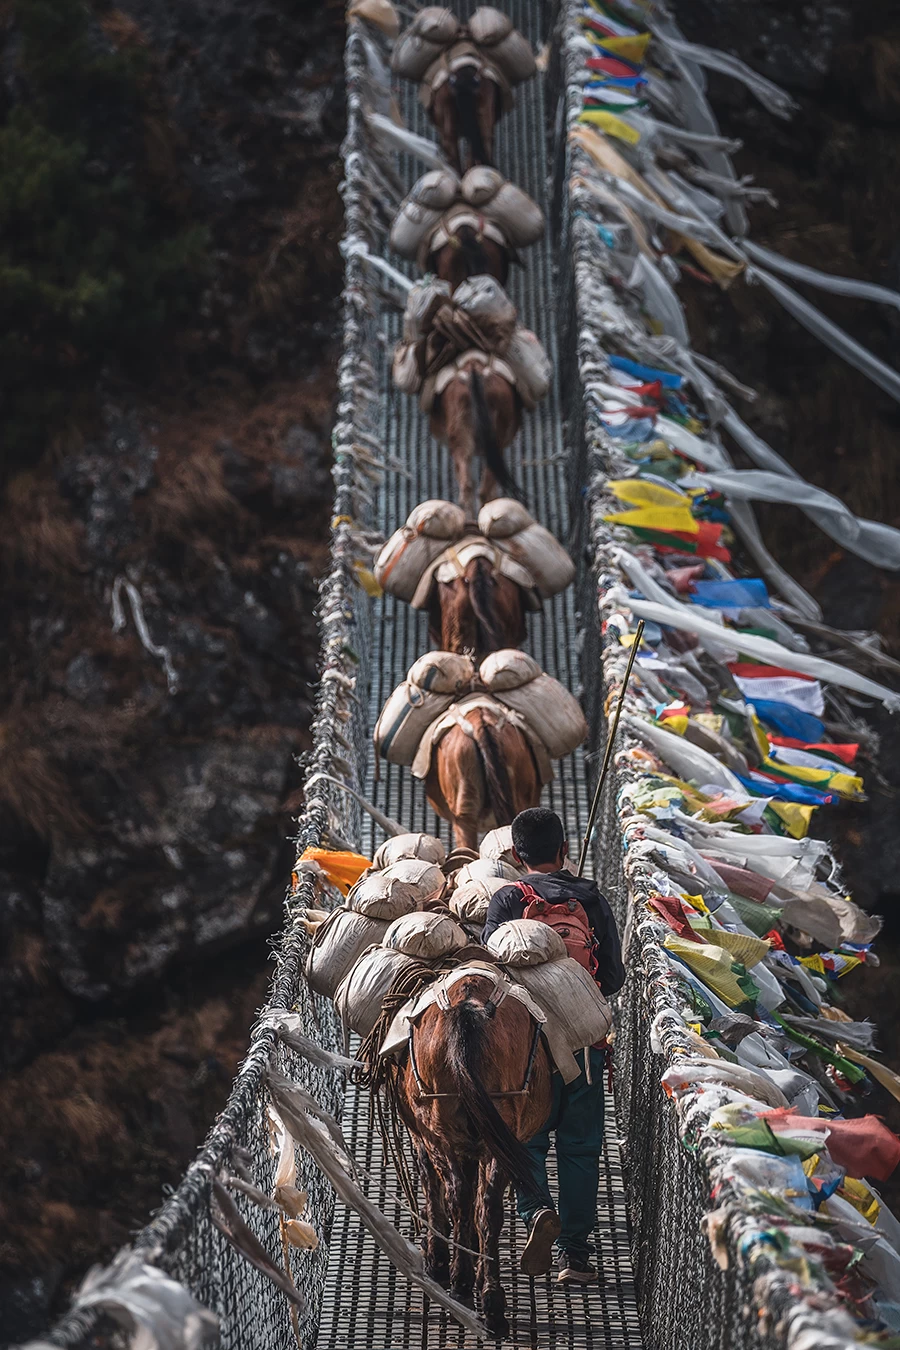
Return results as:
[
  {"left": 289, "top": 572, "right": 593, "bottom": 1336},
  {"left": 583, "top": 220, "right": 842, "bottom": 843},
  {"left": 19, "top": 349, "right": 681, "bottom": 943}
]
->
[
  {"left": 769, "top": 802, "right": 816, "bottom": 840},
  {"left": 607, "top": 478, "right": 687, "bottom": 508},
  {"left": 840, "top": 1176, "right": 880, "bottom": 1225},
  {"left": 578, "top": 109, "right": 641, "bottom": 145},
  {"left": 595, "top": 32, "right": 652, "bottom": 63},
  {"left": 605, "top": 505, "right": 698, "bottom": 534}
]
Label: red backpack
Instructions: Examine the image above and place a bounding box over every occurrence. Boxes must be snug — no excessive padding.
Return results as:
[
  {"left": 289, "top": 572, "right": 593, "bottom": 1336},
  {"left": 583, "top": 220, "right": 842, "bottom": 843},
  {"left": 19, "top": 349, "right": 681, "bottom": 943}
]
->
[{"left": 517, "top": 883, "right": 599, "bottom": 976}]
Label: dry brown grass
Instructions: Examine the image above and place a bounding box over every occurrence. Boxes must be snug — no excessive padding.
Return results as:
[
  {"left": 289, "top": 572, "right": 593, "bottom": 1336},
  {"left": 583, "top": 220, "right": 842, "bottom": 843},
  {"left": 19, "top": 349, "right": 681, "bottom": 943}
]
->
[
  {"left": 0, "top": 968, "right": 271, "bottom": 1273},
  {"left": 147, "top": 446, "right": 241, "bottom": 540},
  {"left": 0, "top": 725, "right": 92, "bottom": 839},
  {"left": 0, "top": 472, "right": 83, "bottom": 577},
  {"left": 0, "top": 698, "right": 148, "bottom": 841}
]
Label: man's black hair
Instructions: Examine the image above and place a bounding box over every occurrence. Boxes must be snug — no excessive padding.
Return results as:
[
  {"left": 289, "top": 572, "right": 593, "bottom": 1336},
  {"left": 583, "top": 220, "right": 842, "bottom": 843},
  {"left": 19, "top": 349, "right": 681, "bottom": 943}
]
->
[{"left": 511, "top": 807, "right": 565, "bottom": 866}]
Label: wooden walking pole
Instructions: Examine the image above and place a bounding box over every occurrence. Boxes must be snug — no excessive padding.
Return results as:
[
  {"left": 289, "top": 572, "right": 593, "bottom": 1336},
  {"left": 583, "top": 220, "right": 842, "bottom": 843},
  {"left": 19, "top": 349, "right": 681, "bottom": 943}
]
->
[{"left": 576, "top": 620, "right": 645, "bottom": 877}]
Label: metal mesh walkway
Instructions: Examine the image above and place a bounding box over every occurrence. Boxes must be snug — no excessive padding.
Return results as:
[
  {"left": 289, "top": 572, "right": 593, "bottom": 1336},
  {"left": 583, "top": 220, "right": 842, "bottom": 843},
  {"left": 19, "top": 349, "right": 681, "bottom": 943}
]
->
[{"left": 317, "top": 2, "right": 642, "bottom": 1345}]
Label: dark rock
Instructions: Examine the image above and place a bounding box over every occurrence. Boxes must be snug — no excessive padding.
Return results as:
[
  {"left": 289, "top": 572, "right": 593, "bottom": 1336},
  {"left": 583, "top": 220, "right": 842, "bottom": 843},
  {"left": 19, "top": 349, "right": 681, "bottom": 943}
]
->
[
  {"left": 64, "top": 653, "right": 110, "bottom": 706},
  {"left": 41, "top": 736, "right": 296, "bottom": 1001}
]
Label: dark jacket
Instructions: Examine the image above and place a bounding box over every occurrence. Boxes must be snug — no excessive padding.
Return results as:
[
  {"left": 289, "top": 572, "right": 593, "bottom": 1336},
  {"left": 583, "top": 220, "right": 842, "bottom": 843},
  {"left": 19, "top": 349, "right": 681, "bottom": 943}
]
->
[{"left": 481, "top": 870, "right": 626, "bottom": 996}]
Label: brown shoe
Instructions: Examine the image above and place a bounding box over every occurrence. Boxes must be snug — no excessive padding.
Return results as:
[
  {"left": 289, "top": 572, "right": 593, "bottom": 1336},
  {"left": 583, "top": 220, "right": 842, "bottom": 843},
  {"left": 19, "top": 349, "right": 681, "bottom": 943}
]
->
[
  {"left": 557, "top": 1253, "right": 602, "bottom": 1285},
  {"left": 520, "top": 1209, "right": 561, "bottom": 1276}
]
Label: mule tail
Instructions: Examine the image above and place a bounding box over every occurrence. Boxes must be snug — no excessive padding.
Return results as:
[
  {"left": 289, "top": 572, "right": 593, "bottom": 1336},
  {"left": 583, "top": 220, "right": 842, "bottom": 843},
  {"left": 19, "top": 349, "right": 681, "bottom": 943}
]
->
[
  {"left": 454, "top": 222, "right": 493, "bottom": 277},
  {"left": 470, "top": 709, "right": 516, "bottom": 825},
  {"left": 469, "top": 367, "right": 522, "bottom": 502},
  {"left": 443, "top": 996, "right": 536, "bottom": 1191},
  {"left": 468, "top": 555, "right": 505, "bottom": 653},
  {"left": 452, "top": 64, "right": 491, "bottom": 167}
]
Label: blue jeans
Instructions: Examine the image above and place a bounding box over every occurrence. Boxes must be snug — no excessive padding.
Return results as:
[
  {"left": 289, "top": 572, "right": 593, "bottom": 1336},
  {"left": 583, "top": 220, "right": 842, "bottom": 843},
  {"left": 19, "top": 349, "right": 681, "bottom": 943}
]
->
[{"left": 517, "top": 1048, "right": 606, "bottom": 1261}]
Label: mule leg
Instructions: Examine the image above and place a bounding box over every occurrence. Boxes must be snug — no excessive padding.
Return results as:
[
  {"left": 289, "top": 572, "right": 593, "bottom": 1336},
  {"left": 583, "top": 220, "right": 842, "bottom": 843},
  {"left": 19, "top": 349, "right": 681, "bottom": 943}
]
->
[
  {"left": 430, "top": 88, "right": 461, "bottom": 173},
  {"left": 448, "top": 1155, "right": 478, "bottom": 1302},
  {"left": 477, "top": 1159, "right": 510, "bottom": 1338},
  {"left": 452, "top": 817, "right": 479, "bottom": 851},
  {"left": 476, "top": 82, "right": 497, "bottom": 167},
  {"left": 479, "top": 465, "right": 500, "bottom": 504},
  {"left": 415, "top": 1143, "right": 451, "bottom": 1286}
]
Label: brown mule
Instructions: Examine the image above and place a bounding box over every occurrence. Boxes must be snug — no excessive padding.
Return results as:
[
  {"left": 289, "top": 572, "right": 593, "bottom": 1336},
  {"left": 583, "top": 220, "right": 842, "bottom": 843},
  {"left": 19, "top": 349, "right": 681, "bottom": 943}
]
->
[
  {"left": 395, "top": 971, "right": 552, "bottom": 1335},
  {"left": 431, "top": 222, "right": 511, "bottom": 291},
  {"left": 425, "top": 704, "right": 541, "bottom": 851},
  {"left": 427, "top": 553, "right": 527, "bottom": 658},
  {"left": 431, "top": 63, "right": 501, "bottom": 173},
  {"left": 430, "top": 362, "right": 521, "bottom": 518}
]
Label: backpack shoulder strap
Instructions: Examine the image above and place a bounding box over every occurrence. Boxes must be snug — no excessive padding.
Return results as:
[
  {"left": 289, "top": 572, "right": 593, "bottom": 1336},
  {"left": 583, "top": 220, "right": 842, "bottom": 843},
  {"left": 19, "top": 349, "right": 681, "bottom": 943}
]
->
[{"left": 515, "top": 881, "right": 542, "bottom": 904}]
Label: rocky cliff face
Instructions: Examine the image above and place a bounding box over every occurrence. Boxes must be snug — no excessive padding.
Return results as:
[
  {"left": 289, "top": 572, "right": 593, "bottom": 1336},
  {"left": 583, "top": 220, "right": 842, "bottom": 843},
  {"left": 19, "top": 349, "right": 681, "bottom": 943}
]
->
[
  {"left": 1, "top": 0, "right": 345, "bottom": 1057},
  {"left": 0, "top": 0, "right": 345, "bottom": 1338}
]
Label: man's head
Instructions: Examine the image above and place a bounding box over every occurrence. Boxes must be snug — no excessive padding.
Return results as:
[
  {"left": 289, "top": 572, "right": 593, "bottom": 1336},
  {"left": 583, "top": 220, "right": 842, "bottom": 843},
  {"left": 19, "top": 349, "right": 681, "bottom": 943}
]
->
[{"left": 511, "top": 807, "right": 567, "bottom": 872}]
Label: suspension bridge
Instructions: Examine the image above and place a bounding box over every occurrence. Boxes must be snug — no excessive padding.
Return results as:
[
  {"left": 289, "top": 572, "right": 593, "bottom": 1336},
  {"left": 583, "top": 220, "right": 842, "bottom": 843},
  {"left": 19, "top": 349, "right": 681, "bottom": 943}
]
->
[{"left": 26, "top": 2, "right": 900, "bottom": 1349}]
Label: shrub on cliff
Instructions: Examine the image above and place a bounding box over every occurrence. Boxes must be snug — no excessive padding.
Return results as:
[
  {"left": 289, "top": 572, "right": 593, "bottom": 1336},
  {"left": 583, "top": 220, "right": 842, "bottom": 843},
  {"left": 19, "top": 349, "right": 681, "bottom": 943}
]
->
[{"left": 0, "top": 0, "right": 208, "bottom": 461}]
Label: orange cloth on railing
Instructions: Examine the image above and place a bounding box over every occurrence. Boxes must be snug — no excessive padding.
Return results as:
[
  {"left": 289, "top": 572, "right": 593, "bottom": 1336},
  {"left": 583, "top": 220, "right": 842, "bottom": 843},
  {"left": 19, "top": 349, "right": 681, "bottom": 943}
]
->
[{"left": 297, "top": 847, "right": 371, "bottom": 896}]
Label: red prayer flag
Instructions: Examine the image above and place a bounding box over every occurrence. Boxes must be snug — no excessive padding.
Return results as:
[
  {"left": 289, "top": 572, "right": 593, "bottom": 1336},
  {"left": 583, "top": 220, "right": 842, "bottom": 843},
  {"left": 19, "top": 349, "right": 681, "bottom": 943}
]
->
[{"left": 762, "top": 1110, "right": 900, "bottom": 1182}]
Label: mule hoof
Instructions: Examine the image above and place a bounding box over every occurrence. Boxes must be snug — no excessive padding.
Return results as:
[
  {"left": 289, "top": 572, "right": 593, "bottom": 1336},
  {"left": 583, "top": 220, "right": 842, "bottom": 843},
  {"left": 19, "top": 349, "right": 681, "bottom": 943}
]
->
[
  {"left": 427, "top": 1264, "right": 451, "bottom": 1289},
  {"left": 481, "top": 1290, "right": 509, "bottom": 1340}
]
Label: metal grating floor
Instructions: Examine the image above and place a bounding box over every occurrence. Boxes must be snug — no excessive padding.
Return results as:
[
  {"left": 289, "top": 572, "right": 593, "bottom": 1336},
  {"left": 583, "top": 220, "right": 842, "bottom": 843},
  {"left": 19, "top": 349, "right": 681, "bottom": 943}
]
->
[
  {"left": 317, "top": 1, "right": 642, "bottom": 1345},
  {"left": 318, "top": 1064, "right": 642, "bottom": 1350}
]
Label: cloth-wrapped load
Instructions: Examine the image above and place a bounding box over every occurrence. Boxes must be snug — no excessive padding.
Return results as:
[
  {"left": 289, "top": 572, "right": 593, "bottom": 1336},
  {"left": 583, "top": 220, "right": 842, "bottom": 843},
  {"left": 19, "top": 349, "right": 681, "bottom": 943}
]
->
[
  {"left": 403, "top": 278, "right": 453, "bottom": 344},
  {"left": 375, "top": 683, "right": 456, "bottom": 767},
  {"left": 377, "top": 498, "right": 574, "bottom": 606},
  {"left": 503, "top": 327, "right": 552, "bottom": 410},
  {"left": 486, "top": 917, "right": 569, "bottom": 967},
  {"left": 479, "top": 649, "right": 587, "bottom": 759},
  {"left": 391, "top": 167, "right": 544, "bottom": 264},
  {"left": 467, "top": 7, "right": 535, "bottom": 83},
  {"left": 479, "top": 825, "right": 517, "bottom": 867},
  {"left": 373, "top": 832, "right": 447, "bottom": 870},
  {"left": 305, "top": 908, "right": 390, "bottom": 1000},
  {"left": 383, "top": 910, "right": 468, "bottom": 959},
  {"left": 391, "top": 7, "right": 458, "bottom": 81},
  {"left": 390, "top": 170, "right": 460, "bottom": 260},
  {"left": 477, "top": 499, "right": 575, "bottom": 598},
  {"left": 459, "top": 168, "right": 544, "bottom": 246},
  {"left": 513, "top": 958, "right": 613, "bottom": 1082},
  {"left": 376, "top": 650, "right": 587, "bottom": 769},
  {"left": 393, "top": 277, "right": 551, "bottom": 412},
  {"left": 347, "top": 858, "right": 445, "bottom": 919},
  {"left": 392, "top": 341, "right": 422, "bottom": 395},
  {"left": 479, "top": 648, "right": 543, "bottom": 691},
  {"left": 452, "top": 275, "right": 518, "bottom": 352},
  {"left": 392, "top": 7, "right": 534, "bottom": 88},
  {"left": 485, "top": 658, "right": 587, "bottom": 760},
  {"left": 453, "top": 856, "right": 521, "bottom": 889},
  {"left": 448, "top": 874, "right": 509, "bottom": 924},
  {"left": 374, "top": 653, "right": 474, "bottom": 766},
  {"left": 407, "top": 651, "right": 475, "bottom": 694},
  {"left": 374, "top": 499, "right": 468, "bottom": 603},
  {"left": 334, "top": 946, "right": 423, "bottom": 1037}
]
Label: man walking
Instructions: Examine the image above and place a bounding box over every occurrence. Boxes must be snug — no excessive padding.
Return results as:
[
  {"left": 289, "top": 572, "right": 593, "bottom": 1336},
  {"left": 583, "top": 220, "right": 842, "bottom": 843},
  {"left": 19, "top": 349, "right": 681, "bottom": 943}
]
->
[{"left": 482, "top": 807, "right": 625, "bottom": 1285}]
